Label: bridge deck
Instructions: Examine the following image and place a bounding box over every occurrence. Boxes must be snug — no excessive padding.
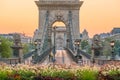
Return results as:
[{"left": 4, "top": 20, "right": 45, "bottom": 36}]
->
[{"left": 41, "top": 50, "right": 77, "bottom": 65}]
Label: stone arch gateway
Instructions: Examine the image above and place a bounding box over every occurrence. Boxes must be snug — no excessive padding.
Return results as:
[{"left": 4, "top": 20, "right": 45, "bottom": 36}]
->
[{"left": 33, "top": 0, "right": 83, "bottom": 53}]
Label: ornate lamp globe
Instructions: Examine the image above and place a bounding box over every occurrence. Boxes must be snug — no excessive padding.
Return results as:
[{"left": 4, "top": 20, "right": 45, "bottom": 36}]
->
[
  {"left": 74, "top": 39, "right": 81, "bottom": 46},
  {"left": 34, "top": 41, "right": 37, "bottom": 46},
  {"left": 110, "top": 40, "right": 115, "bottom": 48}
]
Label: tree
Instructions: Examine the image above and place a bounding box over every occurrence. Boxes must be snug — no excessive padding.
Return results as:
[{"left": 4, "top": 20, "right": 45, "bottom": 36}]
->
[
  {"left": 103, "top": 37, "right": 120, "bottom": 58},
  {"left": 104, "top": 37, "right": 112, "bottom": 42},
  {"left": 0, "top": 37, "right": 13, "bottom": 58},
  {"left": 80, "top": 40, "right": 92, "bottom": 54},
  {"left": 23, "top": 44, "right": 29, "bottom": 54},
  {"left": 114, "top": 40, "right": 120, "bottom": 56},
  {"left": 81, "top": 40, "right": 89, "bottom": 50},
  {"left": 102, "top": 40, "right": 112, "bottom": 58},
  {"left": 23, "top": 43, "right": 35, "bottom": 54},
  {"left": 86, "top": 45, "right": 92, "bottom": 54}
]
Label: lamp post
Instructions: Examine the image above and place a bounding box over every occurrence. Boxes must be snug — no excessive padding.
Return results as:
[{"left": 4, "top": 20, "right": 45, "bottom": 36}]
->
[
  {"left": 91, "top": 44, "right": 95, "bottom": 64},
  {"left": 33, "top": 39, "right": 41, "bottom": 63},
  {"left": 110, "top": 40, "right": 115, "bottom": 60},
  {"left": 74, "top": 39, "right": 81, "bottom": 63},
  {"left": 66, "top": 39, "right": 70, "bottom": 48},
  {"left": 52, "top": 27, "right": 56, "bottom": 63},
  {"left": 32, "top": 40, "right": 37, "bottom": 63},
  {"left": 48, "top": 39, "right": 52, "bottom": 62},
  {"left": 37, "top": 39, "right": 41, "bottom": 50},
  {"left": 34, "top": 39, "right": 41, "bottom": 53},
  {"left": 34, "top": 40, "right": 37, "bottom": 51},
  {"left": 74, "top": 39, "right": 80, "bottom": 53}
]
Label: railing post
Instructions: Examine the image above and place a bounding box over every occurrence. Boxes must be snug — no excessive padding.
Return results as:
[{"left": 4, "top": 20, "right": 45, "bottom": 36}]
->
[{"left": 10, "top": 59, "right": 11, "bottom": 64}]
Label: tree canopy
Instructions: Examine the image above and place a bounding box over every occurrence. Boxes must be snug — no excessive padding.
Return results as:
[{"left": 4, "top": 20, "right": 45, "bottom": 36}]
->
[{"left": 0, "top": 37, "right": 13, "bottom": 58}]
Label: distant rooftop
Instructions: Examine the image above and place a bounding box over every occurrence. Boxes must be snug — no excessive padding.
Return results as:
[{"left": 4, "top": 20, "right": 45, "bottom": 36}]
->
[{"left": 111, "top": 27, "right": 120, "bottom": 34}]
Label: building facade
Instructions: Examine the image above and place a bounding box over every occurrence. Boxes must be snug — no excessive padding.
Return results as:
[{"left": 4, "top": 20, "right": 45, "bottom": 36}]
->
[{"left": 0, "top": 33, "right": 32, "bottom": 44}]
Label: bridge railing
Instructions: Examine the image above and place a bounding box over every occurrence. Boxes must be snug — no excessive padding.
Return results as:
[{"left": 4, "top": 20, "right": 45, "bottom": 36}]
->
[
  {"left": 79, "top": 50, "right": 91, "bottom": 59},
  {"left": 0, "top": 58, "right": 21, "bottom": 64},
  {"left": 93, "top": 59, "right": 120, "bottom": 65},
  {"left": 33, "top": 47, "right": 54, "bottom": 64},
  {"left": 23, "top": 50, "right": 36, "bottom": 59},
  {"left": 0, "top": 50, "right": 36, "bottom": 64},
  {"left": 65, "top": 47, "right": 77, "bottom": 63}
]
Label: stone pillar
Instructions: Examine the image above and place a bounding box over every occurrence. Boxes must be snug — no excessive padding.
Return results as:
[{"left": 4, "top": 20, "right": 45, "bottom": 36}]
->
[{"left": 11, "top": 33, "right": 23, "bottom": 63}]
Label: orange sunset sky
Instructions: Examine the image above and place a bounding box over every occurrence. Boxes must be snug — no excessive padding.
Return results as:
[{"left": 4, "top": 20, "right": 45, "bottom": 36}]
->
[{"left": 0, "top": 0, "right": 120, "bottom": 38}]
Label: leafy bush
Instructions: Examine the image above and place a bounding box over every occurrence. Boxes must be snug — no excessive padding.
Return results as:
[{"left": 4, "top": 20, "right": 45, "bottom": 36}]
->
[{"left": 76, "top": 69, "right": 98, "bottom": 80}]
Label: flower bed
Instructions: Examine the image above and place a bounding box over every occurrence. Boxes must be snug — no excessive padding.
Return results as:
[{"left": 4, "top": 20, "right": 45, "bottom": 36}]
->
[
  {"left": 98, "top": 61, "right": 120, "bottom": 80},
  {"left": 0, "top": 61, "right": 120, "bottom": 80}
]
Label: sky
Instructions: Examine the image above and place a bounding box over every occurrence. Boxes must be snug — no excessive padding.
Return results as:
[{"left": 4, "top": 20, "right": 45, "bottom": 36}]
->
[{"left": 0, "top": 0, "right": 120, "bottom": 37}]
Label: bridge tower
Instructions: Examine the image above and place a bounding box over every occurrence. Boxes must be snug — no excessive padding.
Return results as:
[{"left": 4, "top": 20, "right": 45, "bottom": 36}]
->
[{"left": 33, "top": 0, "right": 83, "bottom": 55}]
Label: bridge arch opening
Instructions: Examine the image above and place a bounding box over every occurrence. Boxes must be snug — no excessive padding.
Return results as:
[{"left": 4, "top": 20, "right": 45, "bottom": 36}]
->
[
  {"left": 52, "top": 21, "right": 66, "bottom": 27},
  {"left": 51, "top": 21, "right": 67, "bottom": 50}
]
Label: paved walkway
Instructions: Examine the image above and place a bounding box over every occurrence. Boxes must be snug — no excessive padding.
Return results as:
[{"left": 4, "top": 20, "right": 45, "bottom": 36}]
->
[{"left": 41, "top": 50, "right": 76, "bottom": 65}]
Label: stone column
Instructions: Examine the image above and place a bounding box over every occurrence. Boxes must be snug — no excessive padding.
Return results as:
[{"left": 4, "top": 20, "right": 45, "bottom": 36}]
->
[{"left": 11, "top": 33, "right": 23, "bottom": 63}]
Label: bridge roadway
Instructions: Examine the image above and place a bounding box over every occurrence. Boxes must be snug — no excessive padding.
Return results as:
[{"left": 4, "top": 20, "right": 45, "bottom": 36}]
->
[{"left": 41, "top": 50, "right": 77, "bottom": 65}]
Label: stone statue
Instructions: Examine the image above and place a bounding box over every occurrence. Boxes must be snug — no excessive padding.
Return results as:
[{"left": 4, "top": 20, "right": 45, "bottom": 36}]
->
[
  {"left": 13, "top": 33, "right": 21, "bottom": 46},
  {"left": 11, "top": 33, "right": 23, "bottom": 62}
]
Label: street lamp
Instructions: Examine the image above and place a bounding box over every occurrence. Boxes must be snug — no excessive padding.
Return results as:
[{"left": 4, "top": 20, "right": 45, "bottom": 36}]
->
[
  {"left": 74, "top": 39, "right": 81, "bottom": 50},
  {"left": 34, "top": 39, "right": 41, "bottom": 51},
  {"left": 66, "top": 39, "right": 70, "bottom": 48},
  {"left": 34, "top": 40, "right": 37, "bottom": 51},
  {"left": 110, "top": 41, "right": 115, "bottom": 48},
  {"left": 37, "top": 39, "right": 41, "bottom": 49},
  {"left": 91, "top": 44, "right": 95, "bottom": 64},
  {"left": 52, "top": 27, "right": 56, "bottom": 63},
  {"left": 74, "top": 39, "right": 81, "bottom": 63},
  {"left": 110, "top": 40, "right": 115, "bottom": 60}
]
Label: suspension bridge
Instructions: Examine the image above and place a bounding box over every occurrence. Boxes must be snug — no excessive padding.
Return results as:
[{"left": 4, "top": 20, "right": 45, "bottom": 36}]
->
[{"left": 23, "top": 0, "right": 91, "bottom": 65}]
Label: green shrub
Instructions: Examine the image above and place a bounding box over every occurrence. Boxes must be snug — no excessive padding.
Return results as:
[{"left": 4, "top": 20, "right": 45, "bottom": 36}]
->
[
  {"left": 0, "top": 71, "right": 8, "bottom": 80},
  {"left": 76, "top": 69, "right": 98, "bottom": 80}
]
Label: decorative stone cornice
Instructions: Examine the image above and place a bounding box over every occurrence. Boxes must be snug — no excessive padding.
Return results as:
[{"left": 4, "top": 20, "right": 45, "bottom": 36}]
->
[{"left": 35, "top": 1, "right": 83, "bottom": 10}]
